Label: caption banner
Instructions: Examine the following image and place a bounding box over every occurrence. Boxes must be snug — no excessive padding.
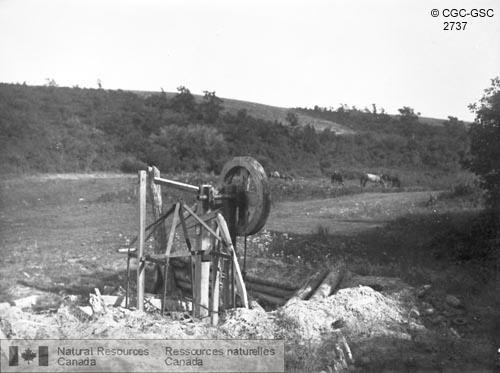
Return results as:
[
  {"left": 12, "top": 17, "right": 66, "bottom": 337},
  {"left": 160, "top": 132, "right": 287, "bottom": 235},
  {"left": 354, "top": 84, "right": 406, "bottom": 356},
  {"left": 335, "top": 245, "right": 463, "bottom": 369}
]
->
[{"left": 0, "top": 339, "right": 284, "bottom": 372}]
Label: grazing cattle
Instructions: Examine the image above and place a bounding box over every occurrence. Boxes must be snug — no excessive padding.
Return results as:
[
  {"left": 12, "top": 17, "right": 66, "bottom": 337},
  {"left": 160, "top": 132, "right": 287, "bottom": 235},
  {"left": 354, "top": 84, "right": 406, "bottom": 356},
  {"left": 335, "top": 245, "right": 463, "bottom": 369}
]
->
[
  {"left": 360, "top": 173, "right": 386, "bottom": 188},
  {"left": 330, "top": 172, "right": 344, "bottom": 185},
  {"left": 381, "top": 174, "right": 401, "bottom": 188},
  {"left": 426, "top": 193, "right": 437, "bottom": 207},
  {"left": 269, "top": 170, "right": 294, "bottom": 182}
]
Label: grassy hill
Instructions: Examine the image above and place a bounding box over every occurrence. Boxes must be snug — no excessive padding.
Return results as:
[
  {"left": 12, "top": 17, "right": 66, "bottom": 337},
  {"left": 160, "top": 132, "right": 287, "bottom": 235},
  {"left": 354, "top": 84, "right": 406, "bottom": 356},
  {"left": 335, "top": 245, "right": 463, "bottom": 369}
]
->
[
  {"left": 0, "top": 83, "right": 470, "bottom": 185},
  {"left": 133, "top": 90, "right": 353, "bottom": 134}
]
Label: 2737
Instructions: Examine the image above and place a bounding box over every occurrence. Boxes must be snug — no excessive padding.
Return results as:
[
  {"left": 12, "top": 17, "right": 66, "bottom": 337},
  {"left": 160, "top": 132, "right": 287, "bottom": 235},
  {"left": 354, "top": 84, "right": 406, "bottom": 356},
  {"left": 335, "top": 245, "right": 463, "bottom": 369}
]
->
[{"left": 443, "top": 21, "right": 467, "bottom": 30}]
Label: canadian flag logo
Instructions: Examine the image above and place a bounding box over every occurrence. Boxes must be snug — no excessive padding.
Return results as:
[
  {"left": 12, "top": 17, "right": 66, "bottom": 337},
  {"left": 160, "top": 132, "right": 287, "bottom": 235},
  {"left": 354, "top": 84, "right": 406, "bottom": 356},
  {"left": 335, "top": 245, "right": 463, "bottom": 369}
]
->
[{"left": 9, "top": 345, "right": 48, "bottom": 366}]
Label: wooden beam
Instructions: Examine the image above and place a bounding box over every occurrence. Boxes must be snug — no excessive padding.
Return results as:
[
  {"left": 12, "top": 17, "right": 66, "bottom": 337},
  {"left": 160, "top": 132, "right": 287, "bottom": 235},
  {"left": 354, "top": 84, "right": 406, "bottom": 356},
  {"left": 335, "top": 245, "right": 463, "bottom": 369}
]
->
[
  {"left": 162, "top": 202, "right": 180, "bottom": 314},
  {"left": 210, "top": 226, "right": 221, "bottom": 325},
  {"left": 137, "top": 170, "right": 147, "bottom": 311},
  {"left": 193, "top": 202, "right": 211, "bottom": 318},
  {"left": 153, "top": 176, "right": 200, "bottom": 193},
  {"left": 148, "top": 166, "right": 168, "bottom": 293},
  {"left": 217, "top": 213, "right": 249, "bottom": 308}
]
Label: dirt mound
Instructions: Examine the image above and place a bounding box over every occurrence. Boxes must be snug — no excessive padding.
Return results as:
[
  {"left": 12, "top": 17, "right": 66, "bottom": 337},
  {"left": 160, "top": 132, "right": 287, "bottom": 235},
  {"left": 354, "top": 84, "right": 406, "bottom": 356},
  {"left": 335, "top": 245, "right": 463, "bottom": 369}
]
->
[
  {"left": 0, "top": 279, "right": 431, "bottom": 372},
  {"left": 281, "top": 286, "right": 410, "bottom": 342},
  {"left": 220, "top": 307, "right": 276, "bottom": 339}
]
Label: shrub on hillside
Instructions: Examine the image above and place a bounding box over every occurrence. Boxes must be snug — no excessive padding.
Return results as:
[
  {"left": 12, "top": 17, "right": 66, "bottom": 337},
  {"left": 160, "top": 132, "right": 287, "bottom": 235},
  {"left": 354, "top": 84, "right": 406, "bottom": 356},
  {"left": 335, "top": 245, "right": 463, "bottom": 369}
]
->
[{"left": 467, "top": 77, "right": 500, "bottom": 216}]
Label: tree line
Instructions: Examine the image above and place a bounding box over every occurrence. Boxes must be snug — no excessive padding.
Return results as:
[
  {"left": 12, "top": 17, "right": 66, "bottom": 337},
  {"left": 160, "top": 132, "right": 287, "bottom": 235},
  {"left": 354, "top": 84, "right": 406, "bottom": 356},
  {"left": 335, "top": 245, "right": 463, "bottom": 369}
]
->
[{"left": 0, "top": 83, "right": 473, "bottom": 180}]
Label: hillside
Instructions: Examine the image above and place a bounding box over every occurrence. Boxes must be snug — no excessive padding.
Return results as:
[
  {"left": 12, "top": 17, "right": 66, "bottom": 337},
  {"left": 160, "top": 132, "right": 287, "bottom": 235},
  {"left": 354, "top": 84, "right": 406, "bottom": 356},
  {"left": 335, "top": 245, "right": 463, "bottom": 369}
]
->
[
  {"left": 0, "top": 83, "right": 469, "bottom": 180},
  {"left": 134, "top": 90, "right": 353, "bottom": 134}
]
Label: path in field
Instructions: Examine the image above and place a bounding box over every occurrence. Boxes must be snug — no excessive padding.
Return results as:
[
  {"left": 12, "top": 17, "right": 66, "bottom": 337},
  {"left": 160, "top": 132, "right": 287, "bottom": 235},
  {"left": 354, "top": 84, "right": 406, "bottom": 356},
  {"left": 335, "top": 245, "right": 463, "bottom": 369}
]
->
[{"left": 267, "top": 191, "right": 436, "bottom": 235}]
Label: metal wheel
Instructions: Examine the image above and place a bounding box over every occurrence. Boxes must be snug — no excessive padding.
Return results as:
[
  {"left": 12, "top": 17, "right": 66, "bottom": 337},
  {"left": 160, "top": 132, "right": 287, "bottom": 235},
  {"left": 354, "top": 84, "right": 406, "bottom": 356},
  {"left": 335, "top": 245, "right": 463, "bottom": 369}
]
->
[{"left": 219, "top": 157, "right": 271, "bottom": 236}]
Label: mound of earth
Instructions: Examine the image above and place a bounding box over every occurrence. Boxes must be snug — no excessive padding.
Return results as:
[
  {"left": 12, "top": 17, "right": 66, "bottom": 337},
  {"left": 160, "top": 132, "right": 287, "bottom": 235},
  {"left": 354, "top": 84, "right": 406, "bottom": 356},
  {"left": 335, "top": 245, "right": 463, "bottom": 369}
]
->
[{"left": 1, "top": 273, "right": 478, "bottom": 372}]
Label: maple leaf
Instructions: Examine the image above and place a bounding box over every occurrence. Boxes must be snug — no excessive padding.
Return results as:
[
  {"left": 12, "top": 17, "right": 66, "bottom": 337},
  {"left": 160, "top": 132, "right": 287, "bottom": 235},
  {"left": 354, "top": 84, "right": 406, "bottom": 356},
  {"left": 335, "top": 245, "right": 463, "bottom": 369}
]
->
[{"left": 21, "top": 348, "right": 36, "bottom": 364}]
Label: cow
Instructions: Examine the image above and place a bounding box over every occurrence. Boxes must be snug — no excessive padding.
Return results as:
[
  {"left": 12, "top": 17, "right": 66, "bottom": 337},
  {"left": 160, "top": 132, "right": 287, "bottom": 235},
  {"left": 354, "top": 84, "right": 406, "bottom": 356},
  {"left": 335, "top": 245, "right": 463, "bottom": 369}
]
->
[
  {"left": 330, "top": 172, "right": 344, "bottom": 185},
  {"left": 360, "top": 173, "right": 386, "bottom": 188},
  {"left": 381, "top": 174, "right": 401, "bottom": 188}
]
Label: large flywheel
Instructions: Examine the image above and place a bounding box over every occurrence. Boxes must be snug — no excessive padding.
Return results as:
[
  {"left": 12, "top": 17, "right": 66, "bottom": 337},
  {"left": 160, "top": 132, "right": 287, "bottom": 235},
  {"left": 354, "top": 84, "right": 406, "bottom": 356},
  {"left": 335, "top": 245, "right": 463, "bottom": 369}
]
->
[{"left": 219, "top": 157, "right": 271, "bottom": 236}]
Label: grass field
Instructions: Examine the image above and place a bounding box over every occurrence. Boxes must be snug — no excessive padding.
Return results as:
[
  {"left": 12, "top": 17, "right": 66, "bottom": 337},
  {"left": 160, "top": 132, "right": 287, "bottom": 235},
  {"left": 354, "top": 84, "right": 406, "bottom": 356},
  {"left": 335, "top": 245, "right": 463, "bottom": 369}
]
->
[{"left": 0, "top": 173, "right": 497, "bottom": 371}]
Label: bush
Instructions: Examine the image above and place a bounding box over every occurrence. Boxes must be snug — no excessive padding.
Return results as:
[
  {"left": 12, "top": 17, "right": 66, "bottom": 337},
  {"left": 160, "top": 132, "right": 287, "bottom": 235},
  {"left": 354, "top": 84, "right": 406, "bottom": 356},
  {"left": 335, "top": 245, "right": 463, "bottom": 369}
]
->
[{"left": 431, "top": 211, "right": 497, "bottom": 262}]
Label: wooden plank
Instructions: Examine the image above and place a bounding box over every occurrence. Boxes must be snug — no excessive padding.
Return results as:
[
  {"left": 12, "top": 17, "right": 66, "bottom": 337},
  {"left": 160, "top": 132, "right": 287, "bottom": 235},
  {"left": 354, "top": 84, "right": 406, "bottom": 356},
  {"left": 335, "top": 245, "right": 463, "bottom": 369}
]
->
[
  {"left": 137, "top": 170, "right": 147, "bottom": 311},
  {"left": 217, "top": 213, "right": 249, "bottom": 308},
  {"left": 285, "top": 269, "right": 329, "bottom": 306},
  {"left": 309, "top": 265, "right": 345, "bottom": 301},
  {"left": 165, "top": 203, "right": 180, "bottom": 256},
  {"left": 148, "top": 166, "right": 167, "bottom": 293}
]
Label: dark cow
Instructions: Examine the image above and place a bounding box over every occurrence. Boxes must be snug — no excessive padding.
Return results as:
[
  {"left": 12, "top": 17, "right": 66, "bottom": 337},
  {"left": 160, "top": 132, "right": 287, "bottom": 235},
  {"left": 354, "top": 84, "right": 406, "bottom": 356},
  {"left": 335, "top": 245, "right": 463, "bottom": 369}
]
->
[
  {"left": 330, "top": 172, "right": 344, "bottom": 185},
  {"left": 381, "top": 174, "right": 401, "bottom": 188}
]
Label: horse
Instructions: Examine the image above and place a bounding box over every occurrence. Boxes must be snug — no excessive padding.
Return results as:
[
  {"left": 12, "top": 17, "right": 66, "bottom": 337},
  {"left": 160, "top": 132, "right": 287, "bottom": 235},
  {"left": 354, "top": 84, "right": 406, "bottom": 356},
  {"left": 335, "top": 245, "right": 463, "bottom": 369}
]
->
[
  {"left": 360, "top": 173, "right": 386, "bottom": 188},
  {"left": 330, "top": 172, "right": 344, "bottom": 185},
  {"left": 381, "top": 174, "right": 401, "bottom": 188},
  {"left": 269, "top": 170, "right": 281, "bottom": 179}
]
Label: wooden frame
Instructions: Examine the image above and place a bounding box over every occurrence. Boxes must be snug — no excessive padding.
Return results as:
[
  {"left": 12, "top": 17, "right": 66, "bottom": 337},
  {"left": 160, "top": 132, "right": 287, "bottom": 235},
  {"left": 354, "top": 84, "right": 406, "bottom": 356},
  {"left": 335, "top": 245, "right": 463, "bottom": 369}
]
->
[{"left": 129, "top": 168, "right": 249, "bottom": 325}]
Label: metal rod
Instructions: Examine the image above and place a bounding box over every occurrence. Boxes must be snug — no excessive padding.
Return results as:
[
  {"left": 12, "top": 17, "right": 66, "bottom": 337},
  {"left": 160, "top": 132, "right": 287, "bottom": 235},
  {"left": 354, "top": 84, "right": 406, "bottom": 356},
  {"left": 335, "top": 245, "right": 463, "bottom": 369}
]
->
[{"left": 153, "top": 176, "right": 200, "bottom": 193}]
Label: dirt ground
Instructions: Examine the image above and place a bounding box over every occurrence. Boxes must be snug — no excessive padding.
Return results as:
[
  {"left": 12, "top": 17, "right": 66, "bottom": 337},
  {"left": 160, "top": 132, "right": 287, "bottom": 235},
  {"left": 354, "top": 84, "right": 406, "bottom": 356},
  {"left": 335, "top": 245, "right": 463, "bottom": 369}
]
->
[
  {"left": 268, "top": 191, "right": 439, "bottom": 234},
  {"left": 0, "top": 174, "right": 497, "bottom": 372}
]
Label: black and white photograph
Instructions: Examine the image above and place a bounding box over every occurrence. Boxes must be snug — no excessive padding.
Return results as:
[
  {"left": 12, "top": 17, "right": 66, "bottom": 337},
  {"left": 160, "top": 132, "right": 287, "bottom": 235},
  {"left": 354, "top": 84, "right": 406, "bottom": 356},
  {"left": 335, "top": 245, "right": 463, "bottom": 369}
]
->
[{"left": 0, "top": 0, "right": 499, "bottom": 372}]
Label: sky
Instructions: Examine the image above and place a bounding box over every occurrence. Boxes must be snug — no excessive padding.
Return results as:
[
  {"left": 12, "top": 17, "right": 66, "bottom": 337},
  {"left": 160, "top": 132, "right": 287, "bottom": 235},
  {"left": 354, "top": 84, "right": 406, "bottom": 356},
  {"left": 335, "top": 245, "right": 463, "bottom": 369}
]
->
[{"left": 0, "top": 0, "right": 499, "bottom": 121}]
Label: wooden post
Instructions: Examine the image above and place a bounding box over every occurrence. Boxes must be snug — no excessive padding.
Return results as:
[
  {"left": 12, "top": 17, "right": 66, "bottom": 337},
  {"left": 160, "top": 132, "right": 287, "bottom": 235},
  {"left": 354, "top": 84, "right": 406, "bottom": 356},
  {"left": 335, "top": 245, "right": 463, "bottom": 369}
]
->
[
  {"left": 222, "top": 256, "right": 231, "bottom": 311},
  {"left": 217, "top": 213, "right": 249, "bottom": 308},
  {"left": 137, "top": 170, "right": 147, "bottom": 311},
  {"left": 161, "top": 203, "right": 180, "bottom": 314},
  {"left": 210, "top": 226, "right": 221, "bottom": 325},
  {"left": 193, "top": 186, "right": 211, "bottom": 319},
  {"left": 148, "top": 166, "right": 168, "bottom": 293}
]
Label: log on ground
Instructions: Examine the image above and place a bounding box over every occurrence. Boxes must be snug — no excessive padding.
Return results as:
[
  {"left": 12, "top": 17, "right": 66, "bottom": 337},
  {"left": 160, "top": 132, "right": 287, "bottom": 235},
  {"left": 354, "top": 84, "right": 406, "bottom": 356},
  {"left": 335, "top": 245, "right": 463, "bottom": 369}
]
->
[
  {"left": 285, "top": 268, "right": 329, "bottom": 306},
  {"left": 245, "top": 281, "right": 295, "bottom": 299},
  {"left": 309, "top": 264, "right": 345, "bottom": 301}
]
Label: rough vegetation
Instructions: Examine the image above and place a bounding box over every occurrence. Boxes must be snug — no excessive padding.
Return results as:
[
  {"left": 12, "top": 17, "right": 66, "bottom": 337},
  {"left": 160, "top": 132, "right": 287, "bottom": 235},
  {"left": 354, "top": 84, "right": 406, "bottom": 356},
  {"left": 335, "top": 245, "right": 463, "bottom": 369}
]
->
[{"left": 0, "top": 83, "right": 469, "bottom": 182}]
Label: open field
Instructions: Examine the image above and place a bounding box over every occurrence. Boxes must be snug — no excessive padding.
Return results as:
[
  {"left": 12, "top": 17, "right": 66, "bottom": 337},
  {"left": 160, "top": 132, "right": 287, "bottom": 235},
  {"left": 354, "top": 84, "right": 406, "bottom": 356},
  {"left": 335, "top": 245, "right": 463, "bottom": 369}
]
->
[{"left": 0, "top": 174, "right": 497, "bottom": 371}]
